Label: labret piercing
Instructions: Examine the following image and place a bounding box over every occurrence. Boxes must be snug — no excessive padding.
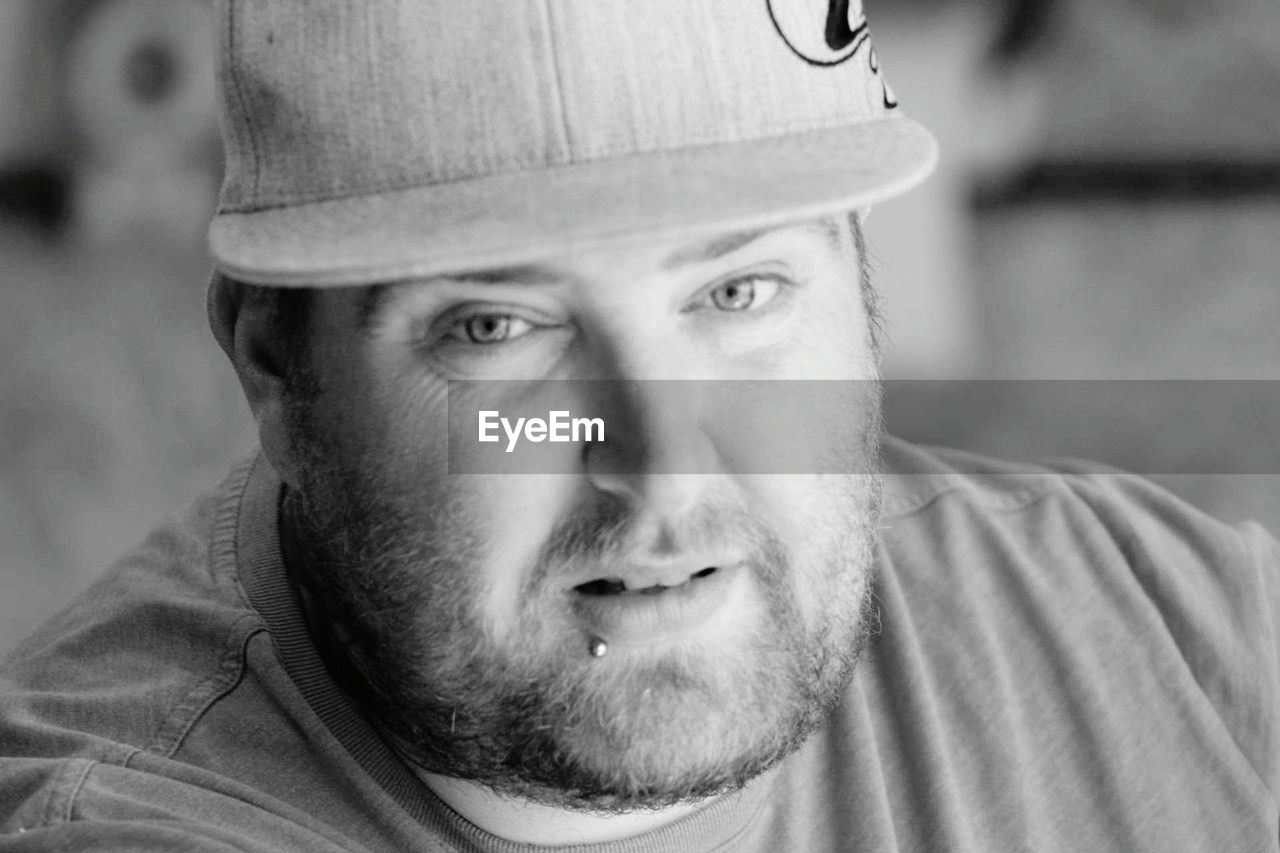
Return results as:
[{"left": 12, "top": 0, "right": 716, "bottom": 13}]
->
[{"left": 588, "top": 636, "right": 608, "bottom": 658}]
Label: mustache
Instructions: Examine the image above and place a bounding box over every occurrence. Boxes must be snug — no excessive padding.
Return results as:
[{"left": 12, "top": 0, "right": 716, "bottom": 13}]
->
[{"left": 526, "top": 489, "right": 790, "bottom": 590}]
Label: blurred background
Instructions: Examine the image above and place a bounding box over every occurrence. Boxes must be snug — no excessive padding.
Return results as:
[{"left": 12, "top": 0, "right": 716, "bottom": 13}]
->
[{"left": 1, "top": 0, "right": 1278, "bottom": 654}]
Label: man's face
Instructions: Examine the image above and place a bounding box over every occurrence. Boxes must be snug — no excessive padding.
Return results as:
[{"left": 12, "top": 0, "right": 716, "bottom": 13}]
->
[{"left": 281, "top": 215, "right": 884, "bottom": 810}]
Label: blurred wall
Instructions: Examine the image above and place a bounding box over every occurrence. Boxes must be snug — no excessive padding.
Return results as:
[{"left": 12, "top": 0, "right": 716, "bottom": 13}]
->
[
  {"left": 1, "top": 0, "right": 250, "bottom": 655},
  {"left": 868, "top": 0, "right": 1280, "bottom": 532}
]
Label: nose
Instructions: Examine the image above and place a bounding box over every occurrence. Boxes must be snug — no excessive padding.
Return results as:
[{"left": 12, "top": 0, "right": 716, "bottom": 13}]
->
[{"left": 583, "top": 379, "right": 721, "bottom": 518}]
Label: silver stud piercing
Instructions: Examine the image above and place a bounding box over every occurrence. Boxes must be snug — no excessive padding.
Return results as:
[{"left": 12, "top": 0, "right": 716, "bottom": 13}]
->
[{"left": 589, "top": 637, "right": 608, "bottom": 658}]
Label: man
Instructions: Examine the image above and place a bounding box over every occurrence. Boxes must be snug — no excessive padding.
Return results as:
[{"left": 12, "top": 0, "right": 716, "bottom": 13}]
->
[{"left": 2, "top": 1, "right": 1279, "bottom": 851}]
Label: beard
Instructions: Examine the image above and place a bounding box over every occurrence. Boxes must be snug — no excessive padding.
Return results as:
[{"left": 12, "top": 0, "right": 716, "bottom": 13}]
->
[{"left": 281, "top": 385, "right": 884, "bottom": 812}]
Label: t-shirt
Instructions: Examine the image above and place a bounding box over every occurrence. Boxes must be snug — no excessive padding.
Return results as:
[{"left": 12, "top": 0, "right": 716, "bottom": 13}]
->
[{"left": 2, "top": 438, "right": 1278, "bottom": 852}]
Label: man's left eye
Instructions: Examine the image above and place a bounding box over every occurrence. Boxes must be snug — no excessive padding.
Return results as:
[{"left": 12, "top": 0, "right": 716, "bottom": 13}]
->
[{"left": 707, "top": 274, "right": 784, "bottom": 312}]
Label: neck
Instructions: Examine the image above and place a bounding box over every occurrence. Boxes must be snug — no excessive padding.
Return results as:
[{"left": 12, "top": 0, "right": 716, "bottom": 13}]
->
[{"left": 415, "top": 769, "right": 705, "bottom": 846}]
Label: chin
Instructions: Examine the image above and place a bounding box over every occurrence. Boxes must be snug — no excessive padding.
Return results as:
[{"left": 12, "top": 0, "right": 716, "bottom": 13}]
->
[{"left": 424, "top": 560, "right": 878, "bottom": 812}]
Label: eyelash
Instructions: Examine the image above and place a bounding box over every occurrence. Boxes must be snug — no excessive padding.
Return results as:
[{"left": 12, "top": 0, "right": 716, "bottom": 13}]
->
[
  {"left": 444, "top": 314, "right": 533, "bottom": 345},
  {"left": 418, "top": 305, "right": 553, "bottom": 353},
  {"left": 686, "top": 271, "right": 795, "bottom": 316}
]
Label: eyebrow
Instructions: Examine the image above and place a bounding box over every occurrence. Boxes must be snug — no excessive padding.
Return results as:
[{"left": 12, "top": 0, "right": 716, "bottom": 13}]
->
[
  {"left": 660, "top": 219, "right": 842, "bottom": 270},
  {"left": 357, "top": 265, "right": 561, "bottom": 331},
  {"left": 358, "top": 218, "right": 844, "bottom": 330}
]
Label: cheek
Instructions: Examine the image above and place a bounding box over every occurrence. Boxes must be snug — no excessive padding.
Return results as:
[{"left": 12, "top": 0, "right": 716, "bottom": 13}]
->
[
  {"left": 301, "top": 334, "right": 451, "bottom": 458},
  {"left": 749, "top": 474, "right": 874, "bottom": 617},
  {"left": 744, "top": 474, "right": 849, "bottom": 541},
  {"left": 469, "top": 475, "right": 583, "bottom": 637},
  {"left": 334, "top": 353, "right": 581, "bottom": 633},
  {"left": 705, "top": 371, "right": 876, "bottom": 477},
  {"left": 791, "top": 274, "right": 877, "bottom": 381}
]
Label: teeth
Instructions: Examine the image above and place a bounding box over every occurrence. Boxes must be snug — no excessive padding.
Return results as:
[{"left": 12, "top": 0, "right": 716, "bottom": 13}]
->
[{"left": 574, "top": 567, "right": 720, "bottom": 596}]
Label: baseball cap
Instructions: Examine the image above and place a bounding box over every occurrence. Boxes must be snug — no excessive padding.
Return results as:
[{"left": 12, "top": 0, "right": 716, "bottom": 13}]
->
[{"left": 208, "top": 0, "right": 938, "bottom": 288}]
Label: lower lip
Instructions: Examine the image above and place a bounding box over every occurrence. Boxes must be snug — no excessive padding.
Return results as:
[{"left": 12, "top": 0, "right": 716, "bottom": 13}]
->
[{"left": 570, "top": 566, "right": 745, "bottom": 647}]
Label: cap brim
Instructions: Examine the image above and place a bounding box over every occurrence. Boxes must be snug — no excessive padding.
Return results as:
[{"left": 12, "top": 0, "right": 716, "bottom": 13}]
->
[{"left": 209, "top": 116, "right": 937, "bottom": 288}]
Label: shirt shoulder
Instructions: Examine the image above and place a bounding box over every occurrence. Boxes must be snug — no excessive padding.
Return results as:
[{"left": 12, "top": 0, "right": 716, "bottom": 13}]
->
[
  {"left": 879, "top": 435, "right": 1280, "bottom": 805},
  {"left": 0, "top": 756, "right": 361, "bottom": 852},
  {"left": 2, "top": 457, "right": 263, "bottom": 755},
  {"left": 0, "top": 459, "right": 272, "bottom": 840}
]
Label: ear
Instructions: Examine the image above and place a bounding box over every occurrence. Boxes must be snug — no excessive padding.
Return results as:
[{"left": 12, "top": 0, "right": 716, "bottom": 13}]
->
[{"left": 207, "top": 274, "right": 304, "bottom": 488}]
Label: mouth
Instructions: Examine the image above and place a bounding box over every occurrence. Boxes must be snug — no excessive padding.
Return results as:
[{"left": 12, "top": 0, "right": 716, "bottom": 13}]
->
[
  {"left": 573, "top": 566, "right": 720, "bottom": 597},
  {"left": 568, "top": 564, "right": 744, "bottom": 646}
]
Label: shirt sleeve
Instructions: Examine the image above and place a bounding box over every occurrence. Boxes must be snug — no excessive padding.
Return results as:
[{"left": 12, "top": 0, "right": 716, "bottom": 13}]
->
[
  {"left": 1239, "top": 520, "right": 1280, "bottom": 802},
  {"left": 0, "top": 821, "right": 252, "bottom": 853}
]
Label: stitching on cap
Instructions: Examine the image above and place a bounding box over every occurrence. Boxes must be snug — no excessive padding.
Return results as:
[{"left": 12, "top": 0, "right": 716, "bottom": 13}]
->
[
  {"left": 538, "top": 0, "right": 575, "bottom": 157},
  {"left": 225, "top": 0, "right": 262, "bottom": 205}
]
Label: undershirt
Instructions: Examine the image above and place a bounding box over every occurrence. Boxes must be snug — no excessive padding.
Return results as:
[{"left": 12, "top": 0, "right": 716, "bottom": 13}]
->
[{"left": 1, "top": 438, "right": 1278, "bottom": 851}]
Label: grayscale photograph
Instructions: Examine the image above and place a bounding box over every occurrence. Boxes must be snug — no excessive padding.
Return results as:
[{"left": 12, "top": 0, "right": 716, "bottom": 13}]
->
[{"left": 1, "top": 0, "right": 1279, "bottom": 850}]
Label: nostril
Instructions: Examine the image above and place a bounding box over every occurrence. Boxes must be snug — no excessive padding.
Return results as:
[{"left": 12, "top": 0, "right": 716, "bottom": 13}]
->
[{"left": 692, "top": 567, "right": 717, "bottom": 579}]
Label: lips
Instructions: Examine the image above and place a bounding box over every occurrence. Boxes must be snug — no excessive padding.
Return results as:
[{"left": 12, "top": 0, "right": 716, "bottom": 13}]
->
[{"left": 569, "top": 564, "right": 744, "bottom": 647}]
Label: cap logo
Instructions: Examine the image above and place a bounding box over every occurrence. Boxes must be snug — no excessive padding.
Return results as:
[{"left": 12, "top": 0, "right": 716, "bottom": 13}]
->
[{"left": 766, "top": 0, "right": 869, "bottom": 66}]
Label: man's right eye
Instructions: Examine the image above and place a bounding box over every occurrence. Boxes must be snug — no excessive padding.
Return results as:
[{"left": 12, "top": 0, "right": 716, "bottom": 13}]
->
[
  {"left": 408, "top": 302, "right": 572, "bottom": 376},
  {"left": 442, "top": 313, "right": 535, "bottom": 345}
]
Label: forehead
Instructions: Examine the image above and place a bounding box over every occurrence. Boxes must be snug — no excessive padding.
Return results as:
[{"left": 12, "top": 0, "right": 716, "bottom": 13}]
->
[{"left": 354, "top": 217, "right": 849, "bottom": 321}]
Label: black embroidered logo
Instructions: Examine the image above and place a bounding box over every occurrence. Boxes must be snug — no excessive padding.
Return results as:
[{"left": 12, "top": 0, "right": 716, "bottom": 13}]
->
[
  {"left": 767, "top": 0, "right": 869, "bottom": 66},
  {"left": 765, "top": 0, "right": 898, "bottom": 108},
  {"left": 869, "top": 44, "right": 898, "bottom": 109},
  {"left": 825, "top": 0, "right": 857, "bottom": 51}
]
